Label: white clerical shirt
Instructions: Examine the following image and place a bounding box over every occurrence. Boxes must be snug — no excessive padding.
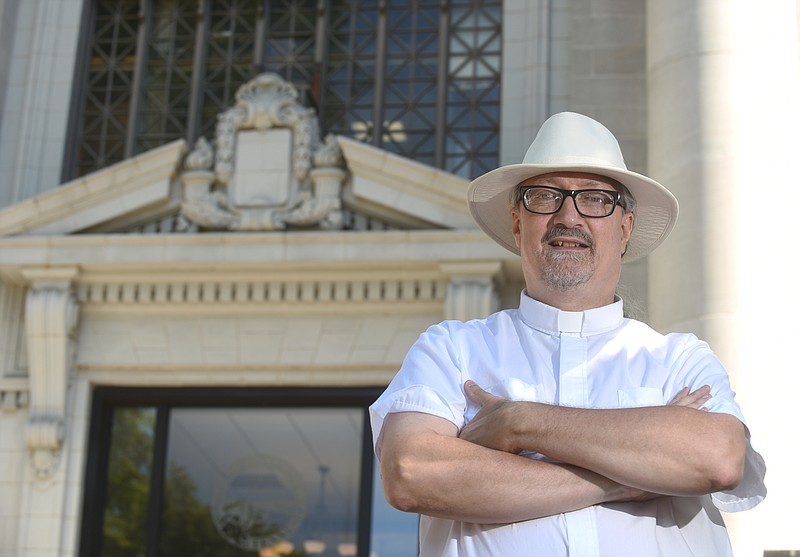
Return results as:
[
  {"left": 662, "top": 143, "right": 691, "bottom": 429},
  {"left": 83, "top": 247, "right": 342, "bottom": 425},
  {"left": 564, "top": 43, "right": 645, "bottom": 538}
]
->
[{"left": 369, "top": 293, "right": 766, "bottom": 557}]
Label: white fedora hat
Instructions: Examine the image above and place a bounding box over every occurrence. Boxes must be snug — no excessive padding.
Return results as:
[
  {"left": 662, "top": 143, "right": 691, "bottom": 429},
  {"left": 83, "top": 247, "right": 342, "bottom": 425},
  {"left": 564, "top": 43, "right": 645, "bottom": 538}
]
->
[{"left": 468, "top": 112, "right": 679, "bottom": 262}]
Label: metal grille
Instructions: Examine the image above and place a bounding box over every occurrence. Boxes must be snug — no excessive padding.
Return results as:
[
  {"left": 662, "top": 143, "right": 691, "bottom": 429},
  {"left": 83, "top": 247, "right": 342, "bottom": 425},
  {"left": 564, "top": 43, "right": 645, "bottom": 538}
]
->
[
  {"left": 263, "top": 0, "right": 317, "bottom": 93},
  {"left": 374, "top": 1, "right": 441, "bottom": 165},
  {"left": 199, "top": 0, "right": 263, "bottom": 139},
  {"left": 74, "top": 0, "right": 139, "bottom": 175},
  {"left": 137, "top": 0, "right": 197, "bottom": 153},
  {"left": 66, "top": 0, "right": 501, "bottom": 181},
  {"left": 444, "top": 0, "right": 502, "bottom": 177}
]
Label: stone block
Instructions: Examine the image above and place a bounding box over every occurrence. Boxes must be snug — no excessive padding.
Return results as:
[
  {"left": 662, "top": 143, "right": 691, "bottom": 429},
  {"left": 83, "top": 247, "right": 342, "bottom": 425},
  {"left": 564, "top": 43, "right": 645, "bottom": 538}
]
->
[
  {"left": 314, "top": 332, "right": 356, "bottom": 364},
  {"left": 593, "top": 46, "right": 646, "bottom": 74}
]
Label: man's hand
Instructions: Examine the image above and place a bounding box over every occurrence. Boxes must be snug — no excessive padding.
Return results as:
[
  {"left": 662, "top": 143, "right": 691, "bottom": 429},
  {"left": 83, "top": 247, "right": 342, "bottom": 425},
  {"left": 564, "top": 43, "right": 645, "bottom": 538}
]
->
[
  {"left": 459, "top": 381, "right": 712, "bottom": 453},
  {"left": 458, "top": 380, "right": 526, "bottom": 453},
  {"left": 619, "top": 386, "right": 712, "bottom": 502},
  {"left": 457, "top": 381, "right": 666, "bottom": 504},
  {"left": 669, "top": 385, "right": 711, "bottom": 410},
  {"left": 379, "top": 411, "right": 660, "bottom": 522},
  {"left": 457, "top": 379, "right": 743, "bottom": 497}
]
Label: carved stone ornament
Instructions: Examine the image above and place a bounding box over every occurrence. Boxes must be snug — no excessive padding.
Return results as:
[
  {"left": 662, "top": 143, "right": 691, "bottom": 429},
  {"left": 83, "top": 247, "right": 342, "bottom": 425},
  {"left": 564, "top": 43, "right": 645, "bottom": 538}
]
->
[
  {"left": 179, "top": 73, "right": 347, "bottom": 231},
  {"left": 20, "top": 268, "right": 79, "bottom": 479}
]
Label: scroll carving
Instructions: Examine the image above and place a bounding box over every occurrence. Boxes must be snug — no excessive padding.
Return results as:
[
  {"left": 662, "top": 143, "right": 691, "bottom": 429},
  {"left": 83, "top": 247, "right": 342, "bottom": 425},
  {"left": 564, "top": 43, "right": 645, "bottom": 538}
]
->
[
  {"left": 179, "top": 73, "right": 346, "bottom": 231},
  {"left": 21, "top": 268, "right": 79, "bottom": 478}
]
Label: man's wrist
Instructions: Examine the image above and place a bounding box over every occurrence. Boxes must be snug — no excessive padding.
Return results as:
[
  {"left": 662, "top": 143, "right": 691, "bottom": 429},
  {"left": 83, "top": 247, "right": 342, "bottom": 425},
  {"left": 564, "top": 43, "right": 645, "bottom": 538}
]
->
[{"left": 508, "top": 401, "right": 544, "bottom": 453}]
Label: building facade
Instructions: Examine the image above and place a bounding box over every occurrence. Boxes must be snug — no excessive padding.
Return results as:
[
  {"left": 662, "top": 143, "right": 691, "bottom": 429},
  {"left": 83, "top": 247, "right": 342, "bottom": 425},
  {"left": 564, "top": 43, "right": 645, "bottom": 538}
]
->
[{"left": 0, "top": 1, "right": 798, "bottom": 556}]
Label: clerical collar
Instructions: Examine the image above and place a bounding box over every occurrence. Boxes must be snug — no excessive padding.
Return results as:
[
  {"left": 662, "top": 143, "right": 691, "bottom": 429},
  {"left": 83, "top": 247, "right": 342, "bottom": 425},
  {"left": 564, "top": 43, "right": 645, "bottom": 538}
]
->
[{"left": 517, "top": 290, "right": 625, "bottom": 336}]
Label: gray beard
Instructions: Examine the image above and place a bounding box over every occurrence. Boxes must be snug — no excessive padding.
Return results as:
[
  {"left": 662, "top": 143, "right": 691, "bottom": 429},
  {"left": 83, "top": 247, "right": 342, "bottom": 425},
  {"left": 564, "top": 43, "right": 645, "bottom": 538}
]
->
[
  {"left": 540, "top": 247, "right": 596, "bottom": 290},
  {"left": 538, "top": 227, "right": 596, "bottom": 290}
]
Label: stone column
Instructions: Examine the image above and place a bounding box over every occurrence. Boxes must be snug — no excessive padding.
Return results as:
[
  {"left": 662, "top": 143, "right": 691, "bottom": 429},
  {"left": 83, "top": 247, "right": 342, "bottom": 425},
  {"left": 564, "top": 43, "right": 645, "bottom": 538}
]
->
[
  {"left": 647, "top": 0, "right": 744, "bottom": 547},
  {"left": 0, "top": 0, "right": 84, "bottom": 206},
  {"left": 647, "top": 0, "right": 739, "bottom": 347},
  {"left": 647, "top": 0, "right": 800, "bottom": 553},
  {"left": 500, "top": 0, "right": 553, "bottom": 165}
]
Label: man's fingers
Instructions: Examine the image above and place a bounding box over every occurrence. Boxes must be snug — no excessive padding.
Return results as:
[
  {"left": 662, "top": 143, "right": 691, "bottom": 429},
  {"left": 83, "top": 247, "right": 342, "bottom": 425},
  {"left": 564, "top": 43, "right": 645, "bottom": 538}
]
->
[
  {"left": 668, "top": 387, "right": 690, "bottom": 404},
  {"left": 669, "top": 385, "right": 711, "bottom": 409},
  {"left": 464, "top": 380, "right": 492, "bottom": 406}
]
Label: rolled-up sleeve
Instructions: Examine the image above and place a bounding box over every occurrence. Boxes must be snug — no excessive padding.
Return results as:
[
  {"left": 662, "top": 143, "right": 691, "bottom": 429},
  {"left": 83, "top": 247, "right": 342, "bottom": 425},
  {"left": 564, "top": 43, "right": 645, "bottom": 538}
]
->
[
  {"left": 667, "top": 335, "right": 767, "bottom": 511},
  {"left": 369, "top": 322, "right": 468, "bottom": 458}
]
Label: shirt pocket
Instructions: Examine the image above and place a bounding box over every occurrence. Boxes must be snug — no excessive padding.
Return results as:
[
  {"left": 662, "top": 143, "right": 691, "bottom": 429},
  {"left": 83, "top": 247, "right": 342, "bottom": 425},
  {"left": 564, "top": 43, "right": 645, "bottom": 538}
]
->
[
  {"left": 618, "top": 387, "right": 665, "bottom": 408},
  {"left": 464, "top": 377, "right": 542, "bottom": 423},
  {"left": 494, "top": 377, "right": 541, "bottom": 402}
]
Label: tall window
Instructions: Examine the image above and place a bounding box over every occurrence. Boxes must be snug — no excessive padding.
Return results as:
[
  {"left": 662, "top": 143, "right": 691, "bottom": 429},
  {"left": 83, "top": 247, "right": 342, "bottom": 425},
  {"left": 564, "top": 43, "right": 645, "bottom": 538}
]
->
[
  {"left": 79, "top": 387, "right": 418, "bottom": 557},
  {"left": 66, "top": 0, "right": 501, "bottom": 181}
]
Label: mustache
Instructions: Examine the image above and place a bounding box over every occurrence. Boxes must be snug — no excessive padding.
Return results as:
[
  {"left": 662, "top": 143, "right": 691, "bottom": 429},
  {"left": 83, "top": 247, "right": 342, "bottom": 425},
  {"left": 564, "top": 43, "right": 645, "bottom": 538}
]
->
[{"left": 542, "top": 226, "right": 593, "bottom": 247}]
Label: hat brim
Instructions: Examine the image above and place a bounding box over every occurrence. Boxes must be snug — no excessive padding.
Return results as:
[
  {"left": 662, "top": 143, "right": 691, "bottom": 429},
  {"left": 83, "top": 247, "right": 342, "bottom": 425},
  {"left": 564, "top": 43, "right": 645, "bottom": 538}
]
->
[{"left": 468, "top": 163, "right": 679, "bottom": 263}]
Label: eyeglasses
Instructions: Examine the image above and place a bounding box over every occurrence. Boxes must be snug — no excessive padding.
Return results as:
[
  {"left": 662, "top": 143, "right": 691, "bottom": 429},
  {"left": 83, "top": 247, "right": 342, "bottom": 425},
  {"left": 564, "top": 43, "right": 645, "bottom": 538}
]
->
[{"left": 520, "top": 186, "right": 624, "bottom": 218}]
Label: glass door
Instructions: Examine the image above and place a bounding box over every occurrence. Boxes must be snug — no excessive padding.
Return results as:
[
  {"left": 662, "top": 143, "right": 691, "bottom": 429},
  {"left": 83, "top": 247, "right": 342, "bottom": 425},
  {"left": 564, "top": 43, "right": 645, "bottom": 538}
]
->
[
  {"left": 79, "top": 387, "right": 418, "bottom": 557},
  {"left": 160, "top": 407, "right": 363, "bottom": 556}
]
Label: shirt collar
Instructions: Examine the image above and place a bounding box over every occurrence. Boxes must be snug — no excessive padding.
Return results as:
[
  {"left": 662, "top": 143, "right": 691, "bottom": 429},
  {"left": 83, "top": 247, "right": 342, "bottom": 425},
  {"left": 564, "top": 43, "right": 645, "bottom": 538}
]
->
[{"left": 517, "top": 290, "right": 625, "bottom": 336}]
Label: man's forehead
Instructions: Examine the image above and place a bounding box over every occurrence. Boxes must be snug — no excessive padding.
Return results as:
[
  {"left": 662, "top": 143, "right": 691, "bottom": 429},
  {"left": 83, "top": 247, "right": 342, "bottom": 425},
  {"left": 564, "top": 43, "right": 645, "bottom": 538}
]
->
[{"left": 520, "top": 172, "right": 621, "bottom": 190}]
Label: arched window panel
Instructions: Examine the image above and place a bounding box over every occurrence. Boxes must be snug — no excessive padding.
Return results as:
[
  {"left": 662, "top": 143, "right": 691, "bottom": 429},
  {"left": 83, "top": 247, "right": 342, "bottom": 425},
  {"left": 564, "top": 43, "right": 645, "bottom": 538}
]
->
[
  {"left": 137, "top": 0, "right": 198, "bottom": 153},
  {"left": 262, "top": 0, "right": 317, "bottom": 92},
  {"left": 444, "top": 0, "right": 502, "bottom": 178},
  {"left": 322, "top": 1, "right": 380, "bottom": 143},
  {"left": 199, "top": 0, "right": 264, "bottom": 139},
  {"left": 379, "top": 1, "right": 440, "bottom": 167},
  {"left": 66, "top": 0, "right": 501, "bottom": 181},
  {"left": 73, "top": 0, "right": 140, "bottom": 178}
]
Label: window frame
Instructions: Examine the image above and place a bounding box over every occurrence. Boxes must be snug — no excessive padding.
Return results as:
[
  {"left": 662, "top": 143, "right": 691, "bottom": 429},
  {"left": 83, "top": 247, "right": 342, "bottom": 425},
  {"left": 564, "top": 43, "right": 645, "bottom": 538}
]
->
[{"left": 78, "top": 385, "right": 383, "bottom": 557}]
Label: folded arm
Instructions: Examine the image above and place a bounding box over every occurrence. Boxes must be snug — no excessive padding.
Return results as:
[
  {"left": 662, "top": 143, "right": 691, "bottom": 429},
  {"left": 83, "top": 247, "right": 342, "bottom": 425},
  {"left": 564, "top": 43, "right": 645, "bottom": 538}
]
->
[
  {"left": 459, "top": 382, "right": 746, "bottom": 496},
  {"left": 378, "top": 410, "right": 646, "bottom": 524}
]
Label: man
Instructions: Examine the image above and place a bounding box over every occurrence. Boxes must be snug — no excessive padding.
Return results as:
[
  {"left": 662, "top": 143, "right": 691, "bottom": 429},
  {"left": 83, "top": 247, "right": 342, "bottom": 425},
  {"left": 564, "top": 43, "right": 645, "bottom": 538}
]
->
[{"left": 369, "top": 112, "right": 766, "bottom": 556}]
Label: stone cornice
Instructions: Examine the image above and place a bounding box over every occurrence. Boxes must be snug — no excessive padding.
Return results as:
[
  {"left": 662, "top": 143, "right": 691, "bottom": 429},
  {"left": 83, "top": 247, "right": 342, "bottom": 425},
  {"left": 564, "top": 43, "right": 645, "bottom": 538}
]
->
[
  {"left": 0, "top": 141, "right": 187, "bottom": 237},
  {"left": 0, "top": 230, "right": 515, "bottom": 283},
  {"left": 337, "top": 136, "right": 475, "bottom": 229},
  {"left": 0, "top": 232, "right": 520, "bottom": 322}
]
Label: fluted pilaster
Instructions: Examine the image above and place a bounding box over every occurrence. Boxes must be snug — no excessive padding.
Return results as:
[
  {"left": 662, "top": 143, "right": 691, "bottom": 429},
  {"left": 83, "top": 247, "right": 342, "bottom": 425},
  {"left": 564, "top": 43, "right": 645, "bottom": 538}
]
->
[{"left": 441, "top": 262, "right": 502, "bottom": 322}]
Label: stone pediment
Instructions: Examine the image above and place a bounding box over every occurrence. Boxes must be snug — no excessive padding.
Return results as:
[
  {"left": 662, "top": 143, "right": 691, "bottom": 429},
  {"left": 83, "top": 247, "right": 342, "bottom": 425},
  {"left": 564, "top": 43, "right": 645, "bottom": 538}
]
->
[
  {"left": 0, "top": 76, "right": 518, "bottom": 483},
  {"left": 0, "top": 73, "right": 475, "bottom": 238}
]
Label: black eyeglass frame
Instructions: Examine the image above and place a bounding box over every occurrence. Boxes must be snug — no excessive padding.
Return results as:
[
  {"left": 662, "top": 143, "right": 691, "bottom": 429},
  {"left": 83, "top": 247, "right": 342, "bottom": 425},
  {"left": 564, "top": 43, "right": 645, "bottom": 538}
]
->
[{"left": 519, "top": 185, "right": 625, "bottom": 218}]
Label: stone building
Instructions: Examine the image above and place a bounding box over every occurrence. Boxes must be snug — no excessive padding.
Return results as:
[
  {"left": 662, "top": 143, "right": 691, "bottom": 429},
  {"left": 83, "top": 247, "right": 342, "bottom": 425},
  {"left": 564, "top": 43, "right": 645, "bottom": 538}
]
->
[{"left": 0, "top": 1, "right": 798, "bottom": 556}]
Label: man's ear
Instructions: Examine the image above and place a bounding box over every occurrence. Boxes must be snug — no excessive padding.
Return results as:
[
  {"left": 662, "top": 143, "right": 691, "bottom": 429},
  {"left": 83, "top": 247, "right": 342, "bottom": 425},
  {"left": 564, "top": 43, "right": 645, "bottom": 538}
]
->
[
  {"left": 511, "top": 208, "right": 522, "bottom": 249},
  {"left": 620, "top": 211, "right": 634, "bottom": 256}
]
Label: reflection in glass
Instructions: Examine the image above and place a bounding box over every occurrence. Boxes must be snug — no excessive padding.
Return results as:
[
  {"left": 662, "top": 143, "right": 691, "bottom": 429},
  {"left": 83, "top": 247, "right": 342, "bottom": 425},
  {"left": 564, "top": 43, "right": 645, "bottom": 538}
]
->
[
  {"left": 159, "top": 408, "right": 363, "bottom": 556},
  {"left": 100, "top": 407, "right": 156, "bottom": 557},
  {"left": 370, "top": 460, "right": 420, "bottom": 557}
]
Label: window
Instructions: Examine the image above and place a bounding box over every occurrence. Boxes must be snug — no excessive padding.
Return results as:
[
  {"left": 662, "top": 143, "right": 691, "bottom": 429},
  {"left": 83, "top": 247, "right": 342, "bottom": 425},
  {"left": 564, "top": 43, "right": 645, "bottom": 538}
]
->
[
  {"left": 65, "top": 0, "right": 501, "bottom": 181},
  {"left": 79, "top": 387, "right": 418, "bottom": 557}
]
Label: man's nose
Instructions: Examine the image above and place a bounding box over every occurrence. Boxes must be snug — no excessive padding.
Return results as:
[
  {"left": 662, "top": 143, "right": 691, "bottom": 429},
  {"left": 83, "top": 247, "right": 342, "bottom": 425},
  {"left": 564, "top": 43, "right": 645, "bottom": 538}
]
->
[{"left": 553, "top": 194, "right": 583, "bottom": 225}]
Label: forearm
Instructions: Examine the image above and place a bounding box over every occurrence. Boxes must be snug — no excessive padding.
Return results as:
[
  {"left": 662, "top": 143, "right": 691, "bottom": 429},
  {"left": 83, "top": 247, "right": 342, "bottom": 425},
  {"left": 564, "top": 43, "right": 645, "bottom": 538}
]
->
[
  {"left": 512, "top": 404, "right": 745, "bottom": 495},
  {"left": 379, "top": 412, "right": 634, "bottom": 523}
]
